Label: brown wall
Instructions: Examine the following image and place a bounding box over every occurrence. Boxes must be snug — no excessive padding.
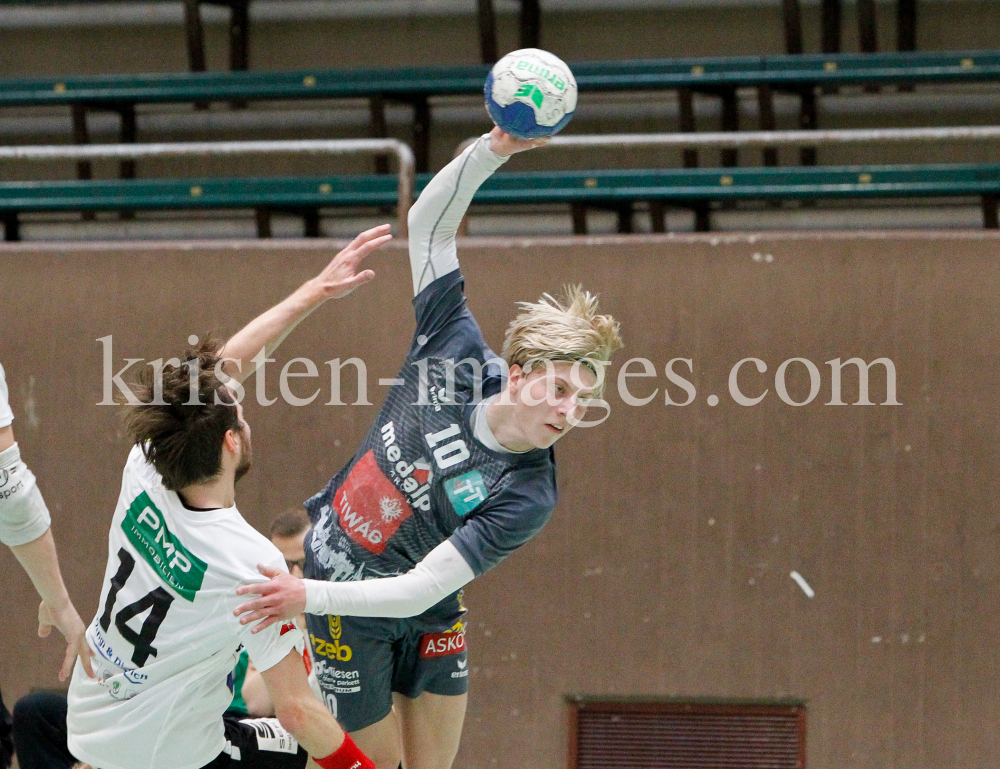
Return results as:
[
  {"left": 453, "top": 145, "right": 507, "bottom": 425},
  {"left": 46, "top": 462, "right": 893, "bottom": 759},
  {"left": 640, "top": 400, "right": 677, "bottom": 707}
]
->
[{"left": 1, "top": 231, "right": 999, "bottom": 769}]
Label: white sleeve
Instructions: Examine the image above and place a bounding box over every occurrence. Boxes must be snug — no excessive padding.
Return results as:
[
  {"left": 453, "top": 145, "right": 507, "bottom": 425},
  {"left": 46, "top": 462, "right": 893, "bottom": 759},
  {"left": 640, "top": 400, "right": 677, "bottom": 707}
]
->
[
  {"left": 0, "top": 362, "right": 14, "bottom": 428},
  {"left": 407, "top": 134, "right": 509, "bottom": 296},
  {"left": 241, "top": 554, "right": 305, "bottom": 672},
  {"left": 0, "top": 443, "right": 52, "bottom": 547},
  {"left": 303, "top": 540, "right": 475, "bottom": 618}
]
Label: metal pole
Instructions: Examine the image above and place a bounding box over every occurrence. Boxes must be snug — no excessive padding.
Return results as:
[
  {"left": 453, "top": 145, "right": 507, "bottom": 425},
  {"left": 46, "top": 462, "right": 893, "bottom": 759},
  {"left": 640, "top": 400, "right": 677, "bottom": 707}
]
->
[
  {"left": 0, "top": 138, "right": 416, "bottom": 236},
  {"left": 458, "top": 125, "right": 1000, "bottom": 156}
]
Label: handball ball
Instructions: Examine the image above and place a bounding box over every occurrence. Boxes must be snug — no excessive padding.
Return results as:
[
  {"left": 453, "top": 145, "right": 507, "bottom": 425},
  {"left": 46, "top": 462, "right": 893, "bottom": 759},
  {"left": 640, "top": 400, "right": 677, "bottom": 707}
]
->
[{"left": 484, "top": 48, "right": 578, "bottom": 140}]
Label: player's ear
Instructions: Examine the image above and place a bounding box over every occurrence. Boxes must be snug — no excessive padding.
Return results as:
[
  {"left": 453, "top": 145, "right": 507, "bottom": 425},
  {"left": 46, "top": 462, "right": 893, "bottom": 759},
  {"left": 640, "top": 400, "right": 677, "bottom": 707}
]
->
[
  {"left": 508, "top": 364, "right": 525, "bottom": 392},
  {"left": 223, "top": 429, "right": 240, "bottom": 454}
]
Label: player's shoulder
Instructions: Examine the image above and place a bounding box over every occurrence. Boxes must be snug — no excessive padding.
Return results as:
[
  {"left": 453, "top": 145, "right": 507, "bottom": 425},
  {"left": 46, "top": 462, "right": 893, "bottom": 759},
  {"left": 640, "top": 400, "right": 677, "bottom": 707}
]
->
[
  {"left": 491, "top": 451, "right": 558, "bottom": 508},
  {"left": 196, "top": 510, "right": 287, "bottom": 584}
]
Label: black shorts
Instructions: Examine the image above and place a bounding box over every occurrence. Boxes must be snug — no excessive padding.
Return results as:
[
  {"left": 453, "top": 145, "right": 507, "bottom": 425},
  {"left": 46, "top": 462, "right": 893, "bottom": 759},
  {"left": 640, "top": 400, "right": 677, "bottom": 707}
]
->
[
  {"left": 305, "top": 612, "right": 469, "bottom": 733},
  {"left": 200, "top": 714, "right": 308, "bottom": 769}
]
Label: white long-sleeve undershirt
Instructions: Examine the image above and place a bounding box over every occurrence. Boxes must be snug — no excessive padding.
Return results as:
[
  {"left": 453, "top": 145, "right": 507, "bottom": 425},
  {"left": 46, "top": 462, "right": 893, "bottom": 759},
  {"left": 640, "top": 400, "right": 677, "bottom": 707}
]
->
[
  {"left": 303, "top": 539, "right": 475, "bottom": 618},
  {"left": 407, "top": 134, "right": 509, "bottom": 297}
]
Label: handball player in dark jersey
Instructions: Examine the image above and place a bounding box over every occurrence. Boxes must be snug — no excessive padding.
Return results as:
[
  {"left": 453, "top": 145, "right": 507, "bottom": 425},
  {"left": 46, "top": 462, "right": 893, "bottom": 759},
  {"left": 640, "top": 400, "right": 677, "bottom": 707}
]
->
[{"left": 235, "top": 128, "right": 623, "bottom": 769}]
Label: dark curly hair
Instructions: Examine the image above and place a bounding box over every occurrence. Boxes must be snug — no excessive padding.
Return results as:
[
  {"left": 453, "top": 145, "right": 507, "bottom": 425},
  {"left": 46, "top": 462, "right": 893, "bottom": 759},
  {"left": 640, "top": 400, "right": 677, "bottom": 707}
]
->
[{"left": 121, "top": 337, "right": 241, "bottom": 491}]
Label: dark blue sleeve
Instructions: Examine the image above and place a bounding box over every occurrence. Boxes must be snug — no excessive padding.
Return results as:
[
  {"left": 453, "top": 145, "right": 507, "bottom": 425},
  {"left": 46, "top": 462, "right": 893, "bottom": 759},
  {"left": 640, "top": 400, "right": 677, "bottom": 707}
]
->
[
  {"left": 409, "top": 269, "right": 499, "bottom": 364},
  {"left": 447, "top": 463, "right": 557, "bottom": 577}
]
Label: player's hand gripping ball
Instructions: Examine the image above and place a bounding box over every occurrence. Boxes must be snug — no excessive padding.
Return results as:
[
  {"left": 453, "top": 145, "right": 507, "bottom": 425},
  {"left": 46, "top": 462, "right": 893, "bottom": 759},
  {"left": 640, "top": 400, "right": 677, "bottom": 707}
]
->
[{"left": 485, "top": 48, "right": 577, "bottom": 140}]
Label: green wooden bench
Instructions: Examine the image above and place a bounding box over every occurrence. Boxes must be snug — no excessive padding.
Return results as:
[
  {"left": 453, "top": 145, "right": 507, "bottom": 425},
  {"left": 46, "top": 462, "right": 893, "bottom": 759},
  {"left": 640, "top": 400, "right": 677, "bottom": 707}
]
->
[
  {"left": 0, "top": 174, "right": 402, "bottom": 240},
  {"left": 1, "top": 162, "right": 997, "bottom": 240},
  {"left": 474, "top": 162, "right": 1000, "bottom": 233},
  {"left": 2, "top": 51, "right": 999, "bottom": 174}
]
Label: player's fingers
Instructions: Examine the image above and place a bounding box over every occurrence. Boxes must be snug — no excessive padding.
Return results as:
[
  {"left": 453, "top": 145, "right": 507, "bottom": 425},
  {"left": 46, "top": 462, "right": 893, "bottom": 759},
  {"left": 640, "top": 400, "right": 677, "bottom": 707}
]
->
[
  {"left": 80, "top": 643, "right": 96, "bottom": 679},
  {"left": 351, "top": 233, "right": 393, "bottom": 262},
  {"left": 234, "top": 598, "right": 268, "bottom": 617},
  {"left": 343, "top": 225, "right": 391, "bottom": 256},
  {"left": 59, "top": 641, "right": 77, "bottom": 682},
  {"left": 38, "top": 620, "right": 52, "bottom": 638},
  {"left": 344, "top": 270, "right": 376, "bottom": 289},
  {"left": 250, "top": 615, "right": 280, "bottom": 634},
  {"left": 352, "top": 223, "right": 392, "bottom": 245},
  {"left": 257, "top": 563, "right": 284, "bottom": 579},
  {"left": 235, "top": 582, "right": 265, "bottom": 597}
]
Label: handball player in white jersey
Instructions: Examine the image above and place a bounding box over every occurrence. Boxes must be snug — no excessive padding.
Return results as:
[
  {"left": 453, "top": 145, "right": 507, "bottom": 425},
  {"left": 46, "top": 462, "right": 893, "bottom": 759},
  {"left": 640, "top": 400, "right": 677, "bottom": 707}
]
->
[
  {"left": 67, "top": 227, "right": 392, "bottom": 769},
  {"left": 233, "top": 128, "right": 624, "bottom": 769}
]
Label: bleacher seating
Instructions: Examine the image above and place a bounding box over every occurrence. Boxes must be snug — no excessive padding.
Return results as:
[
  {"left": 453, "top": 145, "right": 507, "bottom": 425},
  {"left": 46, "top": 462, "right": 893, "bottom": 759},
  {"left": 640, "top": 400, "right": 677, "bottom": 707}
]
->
[
  {"left": 3, "top": 51, "right": 999, "bottom": 173},
  {"left": 2, "top": 162, "right": 997, "bottom": 241}
]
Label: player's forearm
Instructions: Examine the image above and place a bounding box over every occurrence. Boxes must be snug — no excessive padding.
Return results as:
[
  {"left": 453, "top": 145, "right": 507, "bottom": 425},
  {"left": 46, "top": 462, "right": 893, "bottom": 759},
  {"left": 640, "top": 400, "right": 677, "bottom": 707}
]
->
[
  {"left": 220, "top": 280, "right": 328, "bottom": 384},
  {"left": 9, "top": 528, "right": 73, "bottom": 611},
  {"left": 304, "top": 540, "right": 475, "bottom": 617},
  {"left": 276, "top": 696, "right": 347, "bottom": 758},
  {"left": 407, "top": 135, "right": 508, "bottom": 296},
  {"left": 0, "top": 425, "right": 14, "bottom": 453}
]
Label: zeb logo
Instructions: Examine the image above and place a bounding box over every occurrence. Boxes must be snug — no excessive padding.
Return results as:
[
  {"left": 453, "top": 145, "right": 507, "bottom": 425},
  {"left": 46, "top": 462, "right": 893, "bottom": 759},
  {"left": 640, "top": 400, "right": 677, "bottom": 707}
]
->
[{"left": 310, "top": 633, "right": 352, "bottom": 662}]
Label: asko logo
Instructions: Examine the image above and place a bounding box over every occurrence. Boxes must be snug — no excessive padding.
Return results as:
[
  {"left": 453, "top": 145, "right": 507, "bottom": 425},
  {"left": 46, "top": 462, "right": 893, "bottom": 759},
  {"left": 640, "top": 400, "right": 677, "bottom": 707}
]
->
[
  {"left": 334, "top": 451, "right": 412, "bottom": 554},
  {"left": 419, "top": 630, "right": 466, "bottom": 659}
]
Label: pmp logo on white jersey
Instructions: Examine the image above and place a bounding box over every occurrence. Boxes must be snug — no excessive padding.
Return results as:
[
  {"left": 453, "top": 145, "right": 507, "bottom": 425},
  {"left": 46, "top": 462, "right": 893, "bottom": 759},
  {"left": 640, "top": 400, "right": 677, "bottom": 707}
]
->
[{"left": 380, "top": 421, "right": 433, "bottom": 511}]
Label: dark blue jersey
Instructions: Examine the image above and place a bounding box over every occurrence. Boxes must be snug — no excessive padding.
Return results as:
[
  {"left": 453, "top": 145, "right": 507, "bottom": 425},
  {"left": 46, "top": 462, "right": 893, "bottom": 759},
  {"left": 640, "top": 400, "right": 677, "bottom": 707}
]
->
[{"left": 304, "top": 270, "right": 557, "bottom": 620}]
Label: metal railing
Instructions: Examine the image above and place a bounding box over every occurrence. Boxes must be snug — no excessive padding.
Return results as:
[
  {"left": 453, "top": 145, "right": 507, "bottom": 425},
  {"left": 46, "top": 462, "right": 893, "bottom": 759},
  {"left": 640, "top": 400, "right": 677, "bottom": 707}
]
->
[
  {"left": 0, "top": 138, "right": 415, "bottom": 235},
  {"left": 458, "top": 125, "right": 1000, "bottom": 156}
]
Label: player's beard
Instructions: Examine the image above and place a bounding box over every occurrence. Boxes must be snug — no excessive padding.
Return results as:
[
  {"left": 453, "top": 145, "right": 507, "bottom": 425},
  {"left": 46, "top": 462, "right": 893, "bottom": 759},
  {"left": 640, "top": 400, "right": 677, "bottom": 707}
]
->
[{"left": 234, "top": 425, "right": 253, "bottom": 483}]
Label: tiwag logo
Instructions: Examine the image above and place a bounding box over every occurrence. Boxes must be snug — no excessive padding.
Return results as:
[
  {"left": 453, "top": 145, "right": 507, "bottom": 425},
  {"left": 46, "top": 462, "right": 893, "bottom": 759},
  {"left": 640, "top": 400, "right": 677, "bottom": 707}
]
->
[
  {"left": 334, "top": 451, "right": 410, "bottom": 554},
  {"left": 332, "top": 420, "right": 434, "bottom": 554},
  {"left": 418, "top": 629, "right": 466, "bottom": 659}
]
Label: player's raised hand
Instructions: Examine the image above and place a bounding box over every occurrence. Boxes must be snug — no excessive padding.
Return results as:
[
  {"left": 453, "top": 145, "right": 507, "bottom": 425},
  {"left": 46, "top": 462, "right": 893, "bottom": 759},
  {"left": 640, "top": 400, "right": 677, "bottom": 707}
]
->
[
  {"left": 234, "top": 564, "right": 307, "bottom": 634},
  {"left": 39, "top": 599, "right": 94, "bottom": 681},
  {"left": 309, "top": 223, "right": 392, "bottom": 300},
  {"left": 488, "top": 126, "right": 550, "bottom": 157}
]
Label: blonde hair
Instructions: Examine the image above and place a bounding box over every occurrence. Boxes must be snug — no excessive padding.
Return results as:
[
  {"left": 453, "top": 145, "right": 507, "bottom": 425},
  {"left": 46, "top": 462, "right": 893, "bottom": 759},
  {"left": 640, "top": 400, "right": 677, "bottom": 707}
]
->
[{"left": 501, "top": 285, "right": 623, "bottom": 395}]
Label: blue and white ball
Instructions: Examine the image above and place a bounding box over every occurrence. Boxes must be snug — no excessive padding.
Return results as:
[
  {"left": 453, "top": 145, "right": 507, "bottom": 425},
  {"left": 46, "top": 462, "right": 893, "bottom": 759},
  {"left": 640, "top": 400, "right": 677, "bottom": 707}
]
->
[{"left": 484, "top": 48, "right": 578, "bottom": 140}]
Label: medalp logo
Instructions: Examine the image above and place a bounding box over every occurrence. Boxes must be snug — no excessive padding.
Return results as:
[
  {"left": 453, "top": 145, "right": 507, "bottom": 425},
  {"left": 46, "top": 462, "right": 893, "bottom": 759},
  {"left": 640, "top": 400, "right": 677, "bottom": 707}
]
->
[{"left": 121, "top": 492, "right": 207, "bottom": 601}]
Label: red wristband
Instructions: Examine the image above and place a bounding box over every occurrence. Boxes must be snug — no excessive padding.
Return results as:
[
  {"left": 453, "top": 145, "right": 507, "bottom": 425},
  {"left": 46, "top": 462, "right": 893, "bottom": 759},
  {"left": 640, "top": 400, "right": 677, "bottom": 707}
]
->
[{"left": 314, "top": 734, "right": 375, "bottom": 769}]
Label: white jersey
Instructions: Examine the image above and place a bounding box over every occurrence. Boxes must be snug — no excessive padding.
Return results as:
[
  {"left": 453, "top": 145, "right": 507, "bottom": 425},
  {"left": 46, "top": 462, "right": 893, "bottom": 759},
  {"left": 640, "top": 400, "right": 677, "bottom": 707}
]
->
[
  {"left": 0, "top": 362, "right": 14, "bottom": 428},
  {"left": 68, "top": 446, "right": 303, "bottom": 769}
]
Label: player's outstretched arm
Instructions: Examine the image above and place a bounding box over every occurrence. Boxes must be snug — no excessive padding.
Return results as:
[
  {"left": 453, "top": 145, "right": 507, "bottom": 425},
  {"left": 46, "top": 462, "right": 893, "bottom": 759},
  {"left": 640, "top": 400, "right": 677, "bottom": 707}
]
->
[
  {"left": 0, "top": 426, "right": 94, "bottom": 681},
  {"left": 407, "top": 127, "right": 547, "bottom": 297},
  {"left": 9, "top": 530, "right": 94, "bottom": 681},
  {"left": 234, "top": 540, "right": 475, "bottom": 632},
  {"left": 220, "top": 224, "right": 392, "bottom": 383},
  {"left": 259, "top": 650, "right": 374, "bottom": 769}
]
